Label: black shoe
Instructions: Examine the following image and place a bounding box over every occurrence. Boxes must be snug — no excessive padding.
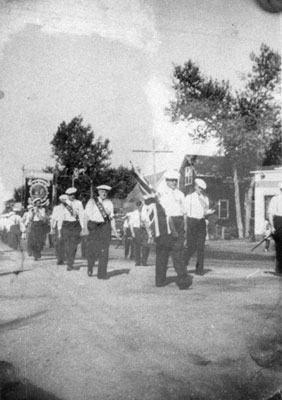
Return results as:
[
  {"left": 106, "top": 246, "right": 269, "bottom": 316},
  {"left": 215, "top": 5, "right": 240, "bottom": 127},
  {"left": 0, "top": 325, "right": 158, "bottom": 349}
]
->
[
  {"left": 97, "top": 275, "right": 108, "bottom": 280},
  {"left": 67, "top": 265, "right": 73, "bottom": 271},
  {"left": 57, "top": 261, "right": 64, "bottom": 265},
  {"left": 87, "top": 266, "right": 93, "bottom": 277},
  {"left": 195, "top": 271, "right": 204, "bottom": 276},
  {"left": 156, "top": 282, "right": 166, "bottom": 287}
]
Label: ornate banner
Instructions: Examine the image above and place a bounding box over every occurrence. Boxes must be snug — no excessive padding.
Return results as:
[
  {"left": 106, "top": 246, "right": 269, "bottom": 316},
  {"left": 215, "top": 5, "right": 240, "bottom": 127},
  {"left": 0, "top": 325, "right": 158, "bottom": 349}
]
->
[{"left": 24, "top": 170, "right": 53, "bottom": 207}]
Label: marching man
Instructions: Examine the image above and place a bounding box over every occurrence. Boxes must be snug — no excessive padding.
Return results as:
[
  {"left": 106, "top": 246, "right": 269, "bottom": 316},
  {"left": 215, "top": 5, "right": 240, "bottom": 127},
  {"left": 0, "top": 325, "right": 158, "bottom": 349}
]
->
[
  {"left": 184, "top": 178, "right": 215, "bottom": 275},
  {"left": 83, "top": 185, "right": 119, "bottom": 279},
  {"left": 57, "top": 187, "right": 84, "bottom": 271}
]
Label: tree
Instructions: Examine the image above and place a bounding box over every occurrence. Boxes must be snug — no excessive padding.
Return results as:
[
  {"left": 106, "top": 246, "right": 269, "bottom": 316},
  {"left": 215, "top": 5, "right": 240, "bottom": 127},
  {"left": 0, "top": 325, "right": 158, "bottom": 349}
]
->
[
  {"left": 50, "top": 115, "right": 112, "bottom": 196},
  {"left": 167, "top": 44, "right": 281, "bottom": 238},
  {"left": 98, "top": 166, "right": 136, "bottom": 199}
]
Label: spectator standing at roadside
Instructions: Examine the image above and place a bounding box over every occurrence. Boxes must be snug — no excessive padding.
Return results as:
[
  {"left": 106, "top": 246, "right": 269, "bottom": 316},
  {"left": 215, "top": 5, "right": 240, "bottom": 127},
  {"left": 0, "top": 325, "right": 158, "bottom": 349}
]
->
[
  {"left": 268, "top": 182, "right": 282, "bottom": 274},
  {"left": 263, "top": 218, "right": 272, "bottom": 252}
]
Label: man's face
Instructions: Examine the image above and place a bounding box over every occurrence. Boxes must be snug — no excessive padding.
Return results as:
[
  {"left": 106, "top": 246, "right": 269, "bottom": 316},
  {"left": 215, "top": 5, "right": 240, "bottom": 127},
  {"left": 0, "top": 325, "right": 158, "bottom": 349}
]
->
[
  {"left": 195, "top": 184, "right": 204, "bottom": 195},
  {"left": 166, "top": 179, "right": 178, "bottom": 190},
  {"left": 98, "top": 189, "right": 108, "bottom": 200},
  {"left": 68, "top": 194, "right": 75, "bottom": 202}
]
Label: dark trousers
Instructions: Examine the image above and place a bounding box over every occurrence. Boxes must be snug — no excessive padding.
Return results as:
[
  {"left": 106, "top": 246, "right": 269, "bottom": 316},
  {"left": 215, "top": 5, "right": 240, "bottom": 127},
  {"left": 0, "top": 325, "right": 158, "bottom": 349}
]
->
[
  {"left": 29, "top": 221, "right": 46, "bottom": 259},
  {"left": 124, "top": 228, "right": 134, "bottom": 259},
  {"left": 26, "top": 225, "right": 33, "bottom": 256},
  {"left": 86, "top": 221, "right": 111, "bottom": 278},
  {"left": 133, "top": 227, "right": 150, "bottom": 265},
  {"left": 273, "top": 216, "right": 282, "bottom": 273},
  {"left": 61, "top": 221, "right": 81, "bottom": 268},
  {"left": 54, "top": 228, "right": 65, "bottom": 264},
  {"left": 185, "top": 217, "right": 206, "bottom": 272},
  {"left": 8, "top": 225, "right": 21, "bottom": 250},
  {"left": 155, "top": 216, "right": 187, "bottom": 287}
]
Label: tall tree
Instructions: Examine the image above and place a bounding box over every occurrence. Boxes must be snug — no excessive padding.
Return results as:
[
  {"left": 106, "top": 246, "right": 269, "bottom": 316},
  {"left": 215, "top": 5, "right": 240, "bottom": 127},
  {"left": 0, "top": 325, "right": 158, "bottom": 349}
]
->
[
  {"left": 167, "top": 44, "right": 281, "bottom": 238},
  {"left": 50, "top": 116, "right": 112, "bottom": 196}
]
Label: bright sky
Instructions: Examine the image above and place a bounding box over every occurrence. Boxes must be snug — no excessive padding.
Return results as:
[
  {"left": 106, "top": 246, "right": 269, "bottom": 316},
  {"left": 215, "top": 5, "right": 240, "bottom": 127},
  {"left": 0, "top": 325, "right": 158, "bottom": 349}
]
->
[{"left": 0, "top": 0, "right": 281, "bottom": 206}]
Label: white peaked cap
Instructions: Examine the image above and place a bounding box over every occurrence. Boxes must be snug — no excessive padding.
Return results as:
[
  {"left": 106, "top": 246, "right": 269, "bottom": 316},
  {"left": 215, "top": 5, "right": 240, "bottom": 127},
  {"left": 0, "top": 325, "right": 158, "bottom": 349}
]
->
[
  {"left": 65, "top": 187, "right": 77, "bottom": 195},
  {"left": 195, "top": 178, "right": 207, "bottom": 190},
  {"left": 164, "top": 170, "right": 180, "bottom": 180},
  {"left": 59, "top": 194, "right": 68, "bottom": 202},
  {"left": 97, "top": 185, "right": 112, "bottom": 191}
]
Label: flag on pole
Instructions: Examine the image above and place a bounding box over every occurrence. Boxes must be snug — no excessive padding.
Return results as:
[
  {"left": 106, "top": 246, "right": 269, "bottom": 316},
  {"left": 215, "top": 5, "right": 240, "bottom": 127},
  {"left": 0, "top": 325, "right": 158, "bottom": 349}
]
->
[{"left": 131, "top": 166, "right": 170, "bottom": 237}]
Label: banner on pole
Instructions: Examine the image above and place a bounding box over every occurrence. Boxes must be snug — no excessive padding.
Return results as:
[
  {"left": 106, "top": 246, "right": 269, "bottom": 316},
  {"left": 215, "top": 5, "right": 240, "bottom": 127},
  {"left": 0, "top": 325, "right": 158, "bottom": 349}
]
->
[{"left": 24, "top": 170, "right": 53, "bottom": 207}]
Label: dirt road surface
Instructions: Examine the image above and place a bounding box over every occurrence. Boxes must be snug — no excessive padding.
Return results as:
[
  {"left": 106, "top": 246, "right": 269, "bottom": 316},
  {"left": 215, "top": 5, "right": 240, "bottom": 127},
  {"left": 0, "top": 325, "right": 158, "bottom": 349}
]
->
[{"left": 0, "top": 239, "right": 281, "bottom": 400}]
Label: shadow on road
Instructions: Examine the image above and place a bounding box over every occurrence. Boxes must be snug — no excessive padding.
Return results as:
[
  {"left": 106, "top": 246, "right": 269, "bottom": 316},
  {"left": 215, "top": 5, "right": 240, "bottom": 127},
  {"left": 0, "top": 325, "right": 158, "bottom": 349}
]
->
[
  {"left": 0, "top": 310, "right": 48, "bottom": 332},
  {"left": 107, "top": 268, "right": 130, "bottom": 278}
]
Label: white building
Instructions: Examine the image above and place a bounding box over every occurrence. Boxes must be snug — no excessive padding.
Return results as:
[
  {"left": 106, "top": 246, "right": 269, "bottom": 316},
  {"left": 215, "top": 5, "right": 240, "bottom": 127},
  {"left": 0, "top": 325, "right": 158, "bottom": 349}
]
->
[{"left": 252, "top": 166, "right": 282, "bottom": 239}]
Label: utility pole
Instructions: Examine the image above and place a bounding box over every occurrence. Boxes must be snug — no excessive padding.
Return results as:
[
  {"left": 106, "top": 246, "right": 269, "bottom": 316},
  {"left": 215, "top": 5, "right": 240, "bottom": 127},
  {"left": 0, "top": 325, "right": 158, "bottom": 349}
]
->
[{"left": 132, "top": 139, "right": 173, "bottom": 190}]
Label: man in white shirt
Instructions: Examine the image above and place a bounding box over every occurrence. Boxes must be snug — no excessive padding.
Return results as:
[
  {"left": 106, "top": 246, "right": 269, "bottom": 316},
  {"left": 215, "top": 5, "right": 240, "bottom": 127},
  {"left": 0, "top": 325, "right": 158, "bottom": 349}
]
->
[
  {"left": 268, "top": 181, "right": 282, "bottom": 274},
  {"left": 83, "top": 185, "right": 119, "bottom": 279},
  {"left": 50, "top": 194, "right": 68, "bottom": 265},
  {"left": 129, "top": 201, "right": 151, "bottom": 266},
  {"left": 184, "top": 178, "right": 214, "bottom": 275},
  {"left": 7, "top": 207, "right": 26, "bottom": 250},
  {"left": 122, "top": 213, "right": 134, "bottom": 260},
  {"left": 155, "top": 170, "right": 189, "bottom": 289},
  {"left": 27, "top": 198, "right": 47, "bottom": 260},
  {"left": 58, "top": 187, "right": 84, "bottom": 271},
  {"left": 22, "top": 205, "right": 33, "bottom": 256}
]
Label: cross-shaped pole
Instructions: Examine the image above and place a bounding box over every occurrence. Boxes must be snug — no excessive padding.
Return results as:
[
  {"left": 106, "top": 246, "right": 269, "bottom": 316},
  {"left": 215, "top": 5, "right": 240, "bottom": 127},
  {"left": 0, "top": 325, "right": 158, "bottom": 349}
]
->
[{"left": 133, "top": 138, "right": 173, "bottom": 190}]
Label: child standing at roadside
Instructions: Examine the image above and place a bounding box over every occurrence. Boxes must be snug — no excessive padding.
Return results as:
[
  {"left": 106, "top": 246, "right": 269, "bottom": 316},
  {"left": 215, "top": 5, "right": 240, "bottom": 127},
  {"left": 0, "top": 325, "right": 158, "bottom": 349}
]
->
[{"left": 264, "top": 218, "right": 271, "bottom": 252}]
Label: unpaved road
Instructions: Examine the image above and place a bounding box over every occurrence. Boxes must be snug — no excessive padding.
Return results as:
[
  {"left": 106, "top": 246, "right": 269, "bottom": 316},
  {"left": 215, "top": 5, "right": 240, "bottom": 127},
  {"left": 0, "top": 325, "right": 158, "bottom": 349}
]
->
[{"left": 0, "top": 240, "right": 281, "bottom": 400}]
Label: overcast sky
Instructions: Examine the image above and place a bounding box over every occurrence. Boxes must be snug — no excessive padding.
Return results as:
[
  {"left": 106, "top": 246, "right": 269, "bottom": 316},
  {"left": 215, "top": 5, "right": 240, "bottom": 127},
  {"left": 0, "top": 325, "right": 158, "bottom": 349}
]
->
[{"left": 0, "top": 0, "right": 281, "bottom": 205}]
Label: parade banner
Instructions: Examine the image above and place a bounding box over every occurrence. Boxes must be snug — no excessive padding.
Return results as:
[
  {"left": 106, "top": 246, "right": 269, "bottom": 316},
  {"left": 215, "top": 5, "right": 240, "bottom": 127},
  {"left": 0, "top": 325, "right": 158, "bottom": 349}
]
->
[{"left": 24, "top": 170, "right": 53, "bottom": 207}]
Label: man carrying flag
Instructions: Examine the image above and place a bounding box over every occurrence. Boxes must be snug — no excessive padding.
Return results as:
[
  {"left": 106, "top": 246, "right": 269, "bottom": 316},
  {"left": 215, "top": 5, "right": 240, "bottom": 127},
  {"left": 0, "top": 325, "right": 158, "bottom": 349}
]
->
[{"left": 132, "top": 167, "right": 190, "bottom": 290}]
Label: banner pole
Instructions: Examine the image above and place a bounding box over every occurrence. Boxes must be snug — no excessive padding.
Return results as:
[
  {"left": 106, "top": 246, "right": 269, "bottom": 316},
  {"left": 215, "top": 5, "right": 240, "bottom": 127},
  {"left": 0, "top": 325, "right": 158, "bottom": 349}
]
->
[{"left": 21, "top": 165, "right": 25, "bottom": 207}]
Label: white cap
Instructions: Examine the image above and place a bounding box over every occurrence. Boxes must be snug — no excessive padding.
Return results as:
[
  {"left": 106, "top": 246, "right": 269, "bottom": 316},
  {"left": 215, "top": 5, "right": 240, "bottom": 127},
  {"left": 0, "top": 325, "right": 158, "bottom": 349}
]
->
[
  {"left": 278, "top": 182, "right": 282, "bottom": 189},
  {"left": 164, "top": 170, "right": 180, "bottom": 180},
  {"left": 65, "top": 187, "right": 77, "bottom": 195},
  {"left": 195, "top": 178, "right": 207, "bottom": 190},
  {"left": 97, "top": 185, "right": 112, "bottom": 191},
  {"left": 59, "top": 194, "right": 68, "bottom": 202},
  {"left": 27, "top": 205, "right": 33, "bottom": 209}
]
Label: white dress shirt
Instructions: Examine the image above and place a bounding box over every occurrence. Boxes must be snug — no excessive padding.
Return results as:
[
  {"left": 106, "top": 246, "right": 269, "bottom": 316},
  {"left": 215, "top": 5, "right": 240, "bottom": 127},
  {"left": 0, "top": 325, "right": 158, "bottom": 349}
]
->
[
  {"left": 84, "top": 198, "right": 114, "bottom": 223},
  {"left": 7, "top": 213, "right": 26, "bottom": 232},
  {"left": 27, "top": 208, "right": 46, "bottom": 223},
  {"left": 50, "top": 204, "right": 65, "bottom": 229},
  {"left": 158, "top": 188, "right": 185, "bottom": 217},
  {"left": 57, "top": 199, "right": 84, "bottom": 230},
  {"left": 184, "top": 191, "right": 209, "bottom": 219},
  {"left": 128, "top": 207, "right": 150, "bottom": 229}
]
